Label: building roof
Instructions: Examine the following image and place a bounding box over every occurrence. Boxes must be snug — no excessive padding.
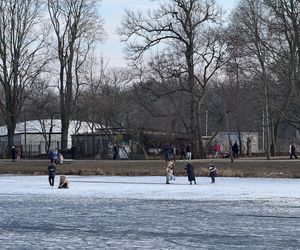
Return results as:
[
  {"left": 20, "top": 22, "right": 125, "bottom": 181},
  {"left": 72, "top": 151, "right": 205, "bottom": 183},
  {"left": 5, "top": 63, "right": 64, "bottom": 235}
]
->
[{"left": 0, "top": 119, "right": 95, "bottom": 136}]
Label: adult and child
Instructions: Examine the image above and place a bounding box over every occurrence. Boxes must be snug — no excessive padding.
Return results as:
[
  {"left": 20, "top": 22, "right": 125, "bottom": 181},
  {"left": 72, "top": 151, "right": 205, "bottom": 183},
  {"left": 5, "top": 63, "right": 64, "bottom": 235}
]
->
[
  {"left": 49, "top": 148, "right": 64, "bottom": 164},
  {"left": 47, "top": 161, "right": 69, "bottom": 188},
  {"left": 47, "top": 148, "right": 69, "bottom": 188},
  {"left": 11, "top": 145, "right": 21, "bottom": 161}
]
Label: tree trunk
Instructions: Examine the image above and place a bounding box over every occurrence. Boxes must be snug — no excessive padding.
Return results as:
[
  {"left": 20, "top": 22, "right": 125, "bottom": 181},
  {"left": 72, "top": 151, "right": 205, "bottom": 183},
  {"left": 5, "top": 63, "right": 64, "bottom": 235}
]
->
[
  {"left": 61, "top": 115, "right": 70, "bottom": 151},
  {"left": 7, "top": 121, "right": 16, "bottom": 157}
]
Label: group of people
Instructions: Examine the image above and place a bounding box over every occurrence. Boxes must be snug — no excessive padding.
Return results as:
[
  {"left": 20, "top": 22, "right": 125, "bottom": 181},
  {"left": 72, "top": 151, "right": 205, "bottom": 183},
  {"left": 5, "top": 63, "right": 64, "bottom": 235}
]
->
[
  {"left": 165, "top": 160, "right": 217, "bottom": 185},
  {"left": 49, "top": 148, "right": 64, "bottom": 165},
  {"left": 48, "top": 148, "right": 69, "bottom": 188},
  {"left": 163, "top": 143, "right": 192, "bottom": 162},
  {"left": 213, "top": 141, "right": 299, "bottom": 160},
  {"left": 211, "top": 141, "right": 239, "bottom": 159}
]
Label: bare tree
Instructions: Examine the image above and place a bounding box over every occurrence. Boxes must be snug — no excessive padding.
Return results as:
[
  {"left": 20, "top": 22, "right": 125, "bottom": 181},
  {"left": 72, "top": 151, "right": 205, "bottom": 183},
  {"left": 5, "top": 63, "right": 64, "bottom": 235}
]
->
[
  {"left": 26, "top": 78, "right": 60, "bottom": 153},
  {"left": 228, "top": 0, "right": 300, "bottom": 155},
  {"left": 0, "top": 0, "right": 48, "bottom": 153},
  {"left": 119, "top": 0, "right": 226, "bottom": 158},
  {"left": 47, "top": 0, "right": 105, "bottom": 151},
  {"left": 264, "top": 0, "right": 300, "bottom": 129},
  {"left": 228, "top": 0, "right": 276, "bottom": 158}
]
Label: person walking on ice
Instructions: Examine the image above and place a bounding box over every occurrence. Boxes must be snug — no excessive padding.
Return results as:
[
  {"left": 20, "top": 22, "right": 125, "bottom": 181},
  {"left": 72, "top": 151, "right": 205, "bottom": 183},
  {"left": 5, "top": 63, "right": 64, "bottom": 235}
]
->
[
  {"left": 208, "top": 161, "right": 217, "bottom": 183},
  {"left": 185, "top": 163, "right": 196, "bottom": 185},
  {"left": 166, "top": 160, "right": 175, "bottom": 184},
  {"left": 47, "top": 162, "right": 56, "bottom": 187}
]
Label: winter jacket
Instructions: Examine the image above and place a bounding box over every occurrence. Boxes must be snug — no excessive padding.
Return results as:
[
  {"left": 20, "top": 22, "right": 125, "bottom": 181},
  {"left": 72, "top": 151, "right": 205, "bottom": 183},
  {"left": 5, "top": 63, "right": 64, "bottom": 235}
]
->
[
  {"left": 209, "top": 164, "right": 217, "bottom": 177},
  {"left": 185, "top": 163, "right": 195, "bottom": 181},
  {"left": 48, "top": 163, "right": 56, "bottom": 177},
  {"left": 166, "top": 161, "right": 174, "bottom": 177}
]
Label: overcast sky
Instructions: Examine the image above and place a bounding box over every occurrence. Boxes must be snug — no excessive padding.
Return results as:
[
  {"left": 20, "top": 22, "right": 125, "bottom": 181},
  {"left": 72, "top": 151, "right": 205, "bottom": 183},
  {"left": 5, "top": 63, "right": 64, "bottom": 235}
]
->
[{"left": 98, "top": 0, "right": 237, "bottom": 68}]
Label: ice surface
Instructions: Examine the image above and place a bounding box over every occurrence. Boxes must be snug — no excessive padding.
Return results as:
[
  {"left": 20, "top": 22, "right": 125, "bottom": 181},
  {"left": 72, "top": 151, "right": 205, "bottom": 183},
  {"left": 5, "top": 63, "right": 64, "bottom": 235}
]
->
[
  {"left": 0, "top": 176, "right": 299, "bottom": 249},
  {"left": 0, "top": 176, "right": 299, "bottom": 201}
]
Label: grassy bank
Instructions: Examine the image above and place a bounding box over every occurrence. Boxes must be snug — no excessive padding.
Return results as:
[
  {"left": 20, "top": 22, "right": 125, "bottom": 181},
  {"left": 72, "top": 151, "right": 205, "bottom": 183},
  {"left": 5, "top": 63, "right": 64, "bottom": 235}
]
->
[{"left": 0, "top": 158, "right": 300, "bottom": 178}]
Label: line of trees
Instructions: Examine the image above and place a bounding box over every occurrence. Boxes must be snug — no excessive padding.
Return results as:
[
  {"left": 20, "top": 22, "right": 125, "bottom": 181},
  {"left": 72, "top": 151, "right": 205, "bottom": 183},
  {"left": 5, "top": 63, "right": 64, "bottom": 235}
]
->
[{"left": 1, "top": 0, "right": 300, "bottom": 158}]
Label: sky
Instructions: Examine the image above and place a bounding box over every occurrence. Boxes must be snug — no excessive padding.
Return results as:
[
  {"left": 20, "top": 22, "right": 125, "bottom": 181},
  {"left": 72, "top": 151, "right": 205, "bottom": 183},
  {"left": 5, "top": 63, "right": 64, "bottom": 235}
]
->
[{"left": 98, "top": 0, "right": 237, "bottom": 68}]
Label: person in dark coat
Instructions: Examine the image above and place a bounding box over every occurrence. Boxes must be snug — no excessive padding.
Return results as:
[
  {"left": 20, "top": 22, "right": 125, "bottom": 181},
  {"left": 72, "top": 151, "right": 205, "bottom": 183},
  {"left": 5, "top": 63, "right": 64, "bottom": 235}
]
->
[
  {"left": 163, "top": 144, "right": 170, "bottom": 162},
  {"left": 232, "top": 142, "right": 239, "bottom": 158},
  {"left": 11, "top": 146, "right": 16, "bottom": 162},
  {"left": 185, "top": 163, "right": 196, "bottom": 185},
  {"left": 168, "top": 147, "right": 176, "bottom": 161},
  {"left": 289, "top": 143, "right": 298, "bottom": 159},
  {"left": 208, "top": 161, "right": 217, "bottom": 183},
  {"left": 113, "top": 144, "right": 118, "bottom": 160},
  {"left": 179, "top": 144, "right": 186, "bottom": 160},
  {"left": 71, "top": 146, "right": 76, "bottom": 159},
  {"left": 47, "top": 162, "right": 56, "bottom": 187}
]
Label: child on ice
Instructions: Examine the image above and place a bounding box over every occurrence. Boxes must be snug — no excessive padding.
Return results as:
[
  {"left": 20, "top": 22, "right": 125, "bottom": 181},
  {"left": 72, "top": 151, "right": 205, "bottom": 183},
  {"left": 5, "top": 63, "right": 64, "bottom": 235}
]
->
[
  {"left": 58, "top": 175, "right": 70, "bottom": 189},
  {"left": 208, "top": 161, "right": 217, "bottom": 183}
]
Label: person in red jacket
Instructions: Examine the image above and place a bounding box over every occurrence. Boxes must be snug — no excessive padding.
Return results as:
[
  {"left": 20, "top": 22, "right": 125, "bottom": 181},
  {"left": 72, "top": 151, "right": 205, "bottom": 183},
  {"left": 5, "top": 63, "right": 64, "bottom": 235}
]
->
[{"left": 212, "top": 143, "right": 220, "bottom": 159}]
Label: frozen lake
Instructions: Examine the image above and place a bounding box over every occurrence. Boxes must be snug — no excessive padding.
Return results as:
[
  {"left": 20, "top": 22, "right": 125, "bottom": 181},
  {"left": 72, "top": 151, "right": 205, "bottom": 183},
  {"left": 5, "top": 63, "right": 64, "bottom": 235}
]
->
[{"left": 0, "top": 176, "right": 299, "bottom": 249}]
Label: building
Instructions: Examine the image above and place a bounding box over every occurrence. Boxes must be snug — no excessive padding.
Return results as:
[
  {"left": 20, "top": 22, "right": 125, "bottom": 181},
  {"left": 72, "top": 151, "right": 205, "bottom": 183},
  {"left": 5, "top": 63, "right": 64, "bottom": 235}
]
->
[{"left": 0, "top": 119, "right": 93, "bottom": 157}]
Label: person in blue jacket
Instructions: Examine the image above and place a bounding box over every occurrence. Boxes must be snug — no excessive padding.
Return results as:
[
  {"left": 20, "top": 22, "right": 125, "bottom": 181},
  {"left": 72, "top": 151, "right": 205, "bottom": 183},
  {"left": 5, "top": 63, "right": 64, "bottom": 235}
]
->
[{"left": 49, "top": 148, "right": 55, "bottom": 163}]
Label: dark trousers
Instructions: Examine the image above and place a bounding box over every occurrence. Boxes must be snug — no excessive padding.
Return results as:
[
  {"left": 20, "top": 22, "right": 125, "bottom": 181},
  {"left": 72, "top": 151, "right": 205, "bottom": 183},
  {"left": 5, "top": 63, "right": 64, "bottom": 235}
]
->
[
  {"left": 180, "top": 152, "right": 186, "bottom": 160},
  {"left": 48, "top": 175, "right": 55, "bottom": 186},
  {"left": 290, "top": 152, "right": 297, "bottom": 159},
  {"left": 211, "top": 176, "right": 215, "bottom": 183}
]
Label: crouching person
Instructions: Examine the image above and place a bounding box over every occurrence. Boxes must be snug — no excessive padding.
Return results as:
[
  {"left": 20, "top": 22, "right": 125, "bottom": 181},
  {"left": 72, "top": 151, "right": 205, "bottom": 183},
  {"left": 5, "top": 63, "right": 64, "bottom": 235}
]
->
[
  {"left": 208, "top": 161, "right": 217, "bottom": 183},
  {"left": 166, "top": 160, "right": 175, "bottom": 184},
  {"left": 185, "top": 163, "right": 196, "bottom": 185},
  {"left": 58, "top": 175, "right": 69, "bottom": 189},
  {"left": 47, "top": 162, "right": 56, "bottom": 187}
]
